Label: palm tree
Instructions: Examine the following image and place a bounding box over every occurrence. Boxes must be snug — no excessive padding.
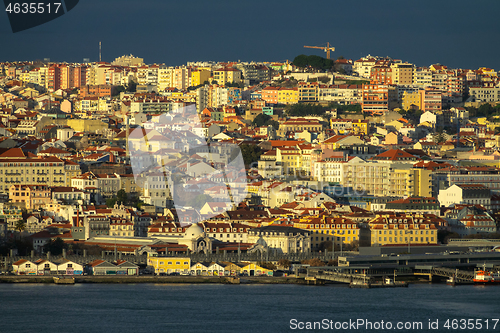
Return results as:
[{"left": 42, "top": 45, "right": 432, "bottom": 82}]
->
[{"left": 15, "top": 220, "right": 26, "bottom": 233}]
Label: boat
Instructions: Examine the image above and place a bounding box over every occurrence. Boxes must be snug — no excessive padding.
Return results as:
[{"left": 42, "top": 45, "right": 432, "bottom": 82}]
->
[
  {"left": 53, "top": 276, "right": 75, "bottom": 284},
  {"left": 222, "top": 276, "right": 240, "bottom": 284},
  {"left": 473, "top": 270, "right": 500, "bottom": 284},
  {"left": 446, "top": 276, "right": 456, "bottom": 286}
]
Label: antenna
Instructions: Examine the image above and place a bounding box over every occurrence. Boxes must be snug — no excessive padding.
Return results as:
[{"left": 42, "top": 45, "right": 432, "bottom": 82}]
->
[{"left": 99, "top": 41, "right": 102, "bottom": 62}]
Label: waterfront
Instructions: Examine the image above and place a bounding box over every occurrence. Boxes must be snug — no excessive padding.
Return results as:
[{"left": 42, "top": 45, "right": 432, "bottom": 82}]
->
[{"left": 1, "top": 283, "right": 499, "bottom": 333}]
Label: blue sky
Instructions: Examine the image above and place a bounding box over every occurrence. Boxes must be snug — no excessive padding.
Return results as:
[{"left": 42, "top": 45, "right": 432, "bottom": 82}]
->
[{"left": 1, "top": 0, "right": 499, "bottom": 70}]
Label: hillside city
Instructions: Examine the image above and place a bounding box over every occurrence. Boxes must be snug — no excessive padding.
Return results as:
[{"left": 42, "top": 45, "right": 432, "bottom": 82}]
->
[{"left": 2, "top": 52, "right": 500, "bottom": 276}]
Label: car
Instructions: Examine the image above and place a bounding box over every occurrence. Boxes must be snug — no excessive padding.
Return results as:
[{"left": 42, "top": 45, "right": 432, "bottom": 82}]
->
[
  {"left": 180, "top": 271, "right": 190, "bottom": 276},
  {"left": 159, "top": 272, "right": 167, "bottom": 276},
  {"left": 168, "top": 272, "right": 180, "bottom": 276}
]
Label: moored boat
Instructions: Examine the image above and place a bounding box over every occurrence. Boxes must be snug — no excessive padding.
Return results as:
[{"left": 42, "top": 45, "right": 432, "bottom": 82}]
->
[
  {"left": 446, "top": 276, "right": 456, "bottom": 286},
  {"left": 53, "top": 276, "right": 75, "bottom": 284},
  {"left": 473, "top": 270, "right": 500, "bottom": 284}
]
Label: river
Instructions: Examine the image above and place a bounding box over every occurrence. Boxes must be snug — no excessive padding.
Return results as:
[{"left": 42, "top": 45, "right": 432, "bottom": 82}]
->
[{"left": 1, "top": 283, "right": 499, "bottom": 333}]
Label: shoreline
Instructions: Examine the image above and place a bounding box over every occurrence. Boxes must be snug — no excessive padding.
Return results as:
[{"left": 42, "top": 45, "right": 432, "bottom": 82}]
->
[
  {"left": 0, "top": 275, "right": 435, "bottom": 285},
  {"left": 0, "top": 275, "right": 307, "bottom": 284}
]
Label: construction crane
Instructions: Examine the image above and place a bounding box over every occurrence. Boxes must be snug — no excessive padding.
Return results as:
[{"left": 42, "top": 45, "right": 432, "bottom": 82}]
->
[{"left": 304, "top": 42, "right": 335, "bottom": 59}]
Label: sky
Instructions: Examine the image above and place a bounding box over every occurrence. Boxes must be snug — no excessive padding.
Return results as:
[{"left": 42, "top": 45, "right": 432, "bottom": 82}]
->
[{"left": 1, "top": 0, "right": 500, "bottom": 70}]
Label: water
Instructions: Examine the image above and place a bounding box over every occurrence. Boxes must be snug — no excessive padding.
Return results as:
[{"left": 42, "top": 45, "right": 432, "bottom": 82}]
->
[{"left": 1, "top": 283, "right": 499, "bottom": 333}]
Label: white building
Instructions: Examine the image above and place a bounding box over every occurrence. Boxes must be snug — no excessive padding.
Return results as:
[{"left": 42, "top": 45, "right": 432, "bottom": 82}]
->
[{"left": 438, "top": 184, "right": 491, "bottom": 209}]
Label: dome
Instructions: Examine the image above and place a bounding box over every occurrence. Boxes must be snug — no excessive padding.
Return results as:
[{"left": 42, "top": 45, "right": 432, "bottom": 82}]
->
[{"left": 183, "top": 223, "right": 204, "bottom": 240}]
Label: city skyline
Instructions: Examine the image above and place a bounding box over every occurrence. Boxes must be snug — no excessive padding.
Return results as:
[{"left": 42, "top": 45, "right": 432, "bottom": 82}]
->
[{"left": 1, "top": 0, "right": 500, "bottom": 70}]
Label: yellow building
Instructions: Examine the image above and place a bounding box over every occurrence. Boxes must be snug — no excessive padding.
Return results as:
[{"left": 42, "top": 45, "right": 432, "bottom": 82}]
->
[
  {"left": 297, "top": 144, "right": 314, "bottom": 176},
  {"left": 390, "top": 63, "right": 414, "bottom": 85},
  {"left": 276, "top": 147, "right": 301, "bottom": 172},
  {"left": 344, "top": 157, "right": 431, "bottom": 198},
  {"left": 239, "top": 263, "right": 272, "bottom": 276},
  {"left": 191, "top": 69, "right": 211, "bottom": 86},
  {"left": 391, "top": 168, "right": 432, "bottom": 198},
  {"left": 213, "top": 68, "right": 242, "bottom": 85},
  {"left": 351, "top": 119, "right": 369, "bottom": 135},
  {"left": 64, "top": 160, "right": 81, "bottom": 187},
  {"left": 359, "top": 213, "right": 438, "bottom": 247},
  {"left": 110, "top": 221, "right": 134, "bottom": 237},
  {"left": 278, "top": 87, "right": 299, "bottom": 105},
  {"left": 294, "top": 216, "right": 360, "bottom": 251},
  {"left": 147, "top": 254, "right": 191, "bottom": 275},
  {"left": 402, "top": 91, "right": 421, "bottom": 111},
  {"left": 158, "top": 66, "right": 174, "bottom": 91},
  {"left": 0, "top": 154, "right": 66, "bottom": 194}
]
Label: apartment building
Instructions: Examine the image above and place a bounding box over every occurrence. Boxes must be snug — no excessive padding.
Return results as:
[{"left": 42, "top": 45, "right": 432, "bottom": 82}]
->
[
  {"left": 212, "top": 68, "right": 241, "bottom": 85},
  {"left": 362, "top": 83, "right": 398, "bottom": 114},
  {"left": 298, "top": 82, "right": 319, "bottom": 102},
  {"left": 0, "top": 155, "right": 65, "bottom": 194}
]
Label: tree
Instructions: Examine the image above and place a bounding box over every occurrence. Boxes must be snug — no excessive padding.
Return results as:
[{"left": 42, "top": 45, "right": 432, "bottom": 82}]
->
[
  {"left": 318, "top": 240, "right": 333, "bottom": 252},
  {"left": 317, "top": 76, "right": 330, "bottom": 84},
  {"left": 301, "top": 258, "right": 325, "bottom": 267},
  {"left": 344, "top": 240, "right": 359, "bottom": 251},
  {"left": 113, "top": 85, "right": 126, "bottom": 96},
  {"left": 117, "top": 189, "right": 128, "bottom": 204},
  {"left": 478, "top": 103, "right": 494, "bottom": 117},
  {"left": 252, "top": 113, "right": 271, "bottom": 127},
  {"left": 433, "top": 132, "right": 446, "bottom": 143},
  {"left": 278, "top": 258, "right": 291, "bottom": 269},
  {"left": 287, "top": 103, "right": 326, "bottom": 117},
  {"left": 438, "top": 230, "right": 460, "bottom": 244},
  {"left": 252, "top": 114, "right": 279, "bottom": 130},
  {"left": 292, "top": 54, "right": 334, "bottom": 71},
  {"left": 292, "top": 54, "right": 309, "bottom": 68},
  {"left": 15, "top": 220, "right": 26, "bottom": 233},
  {"left": 189, "top": 194, "right": 212, "bottom": 209},
  {"left": 327, "top": 259, "right": 338, "bottom": 266},
  {"left": 127, "top": 81, "right": 137, "bottom": 92},
  {"left": 43, "top": 237, "right": 67, "bottom": 255},
  {"left": 238, "top": 144, "right": 263, "bottom": 168},
  {"left": 106, "top": 197, "right": 117, "bottom": 208},
  {"left": 259, "top": 262, "right": 276, "bottom": 270},
  {"left": 328, "top": 102, "right": 362, "bottom": 114}
]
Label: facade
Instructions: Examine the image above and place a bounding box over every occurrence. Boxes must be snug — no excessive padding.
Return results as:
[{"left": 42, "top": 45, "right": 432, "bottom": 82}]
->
[
  {"left": 362, "top": 84, "right": 398, "bottom": 114},
  {"left": 147, "top": 254, "right": 191, "bottom": 275},
  {"left": 469, "top": 86, "right": 500, "bottom": 103},
  {"left": 9, "top": 184, "right": 51, "bottom": 210},
  {"left": 385, "top": 197, "right": 440, "bottom": 215},
  {"left": 298, "top": 82, "right": 319, "bottom": 102},
  {"left": 438, "top": 184, "right": 491, "bottom": 209},
  {"left": 246, "top": 225, "right": 311, "bottom": 254},
  {"left": 0, "top": 156, "right": 65, "bottom": 194},
  {"left": 359, "top": 213, "right": 438, "bottom": 247},
  {"left": 212, "top": 68, "right": 241, "bottom": 85}
]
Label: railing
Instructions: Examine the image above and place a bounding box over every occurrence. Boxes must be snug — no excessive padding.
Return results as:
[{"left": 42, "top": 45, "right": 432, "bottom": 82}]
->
[
  {"left": 431, "top": 267, "right": 474, "bottom": 282},
  {"left": 448, "top": 238, "right": 500, "bottom": 244}
]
